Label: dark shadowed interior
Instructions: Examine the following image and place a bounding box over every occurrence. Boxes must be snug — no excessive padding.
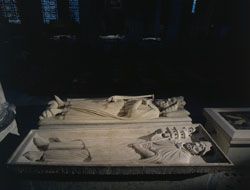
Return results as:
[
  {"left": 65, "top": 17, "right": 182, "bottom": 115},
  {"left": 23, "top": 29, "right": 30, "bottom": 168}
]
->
[{"left": 0, "top": 0, "right": 250, "bottom": 189}]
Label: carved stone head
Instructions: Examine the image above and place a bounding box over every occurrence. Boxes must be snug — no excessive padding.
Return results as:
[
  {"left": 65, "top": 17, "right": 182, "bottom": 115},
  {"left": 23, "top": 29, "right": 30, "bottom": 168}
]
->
[
  {"left": 184, "top": 141, "right": 212, "bottom": 156},
  {"left": 154, "top": 96, "right": 186, "bottom": 112}
]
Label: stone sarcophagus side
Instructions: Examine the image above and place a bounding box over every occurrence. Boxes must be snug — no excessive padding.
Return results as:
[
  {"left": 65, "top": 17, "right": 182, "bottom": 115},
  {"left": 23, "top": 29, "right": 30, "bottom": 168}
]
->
[
  {"left": 8, "top": 123, "right": 232, "bottom": 176},
  {"left": 38, "top": 95, "right": 192, "bottom": 127}
]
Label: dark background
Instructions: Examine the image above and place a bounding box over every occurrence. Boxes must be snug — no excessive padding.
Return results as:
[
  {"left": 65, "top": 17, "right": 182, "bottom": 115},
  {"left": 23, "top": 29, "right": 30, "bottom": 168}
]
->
[
  {"left": 0, "top": 0, "right": 250, "bottom": 108},
  {"left": 0, "top": 1, "right": 250, "bottom": 189}
]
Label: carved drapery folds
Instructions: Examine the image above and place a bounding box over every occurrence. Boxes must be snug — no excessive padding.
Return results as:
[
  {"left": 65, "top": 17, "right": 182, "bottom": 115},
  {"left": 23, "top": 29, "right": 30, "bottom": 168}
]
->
[
  {"left": 39, "top": 95, "right": 190, "bottom": 121},
  {"left": 129, "top": 126, "right": 212, "bottom": 164}
]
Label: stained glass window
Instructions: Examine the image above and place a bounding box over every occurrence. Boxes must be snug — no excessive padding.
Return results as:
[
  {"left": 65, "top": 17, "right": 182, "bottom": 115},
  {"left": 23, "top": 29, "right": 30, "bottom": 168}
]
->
[
  {"left": 191, "top": 0, "right": 197, "bottom": 14},
  {"left": 0, "top": 0, "right": 21, "bottom": 24},
  {"left": 69, "top": 0, "right": 80, "bottom": 23},
  {"left": 41, "top": 0, "right": 58, "bottom": 24}
]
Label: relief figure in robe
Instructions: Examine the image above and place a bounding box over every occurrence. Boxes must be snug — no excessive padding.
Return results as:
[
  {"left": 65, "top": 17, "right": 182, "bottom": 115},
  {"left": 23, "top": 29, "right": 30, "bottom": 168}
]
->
[
  {"left": 129, "top": 127, "right": 212, "bottom": 164},
  {"left": 23, "top": 136, "right": 91, "bottom": 163},
  {"left": 39, "top": 95, "right": 190, "bottom": 121}
]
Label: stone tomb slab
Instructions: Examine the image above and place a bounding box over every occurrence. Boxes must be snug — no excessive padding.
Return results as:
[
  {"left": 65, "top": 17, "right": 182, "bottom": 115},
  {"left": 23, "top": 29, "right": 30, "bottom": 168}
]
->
[
  {"left": 39, "top": 96, "right": 192, "bottom": 127},
  {"left": 8, "top": 123, "right": 232, "bottom": 176}
]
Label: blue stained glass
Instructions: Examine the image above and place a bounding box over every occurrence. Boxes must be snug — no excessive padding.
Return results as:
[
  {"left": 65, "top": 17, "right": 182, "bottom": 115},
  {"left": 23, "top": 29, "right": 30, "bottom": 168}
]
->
[
  {"left": 0, "top": 0, "right": 21, "bottom": 24},
  {"left": 69, "top": 0, "right": 80, "bottom": 23},
  {"left": 41, "top": 0, "right": 58, "bottom": 24},
  {"left": 191, "top": 0, "right": 197, "bottom": 14}
]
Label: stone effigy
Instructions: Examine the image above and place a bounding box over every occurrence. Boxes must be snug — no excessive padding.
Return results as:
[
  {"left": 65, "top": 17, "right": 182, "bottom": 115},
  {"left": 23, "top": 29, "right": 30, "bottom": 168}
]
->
[
  {"left": 129, "top": 126, "right": 212, "bottom": 164},
  {"left": 39, "top": 95, "right": 191, "bottom": 125},
  {"left": 23, "top": 135, "right": 91, "bottom": 163},
  {"left": 8, "top": 124, "right": 232, "bottom": 175},
  {"left": 21, "top": 125, "right": 211, "bottom": 165}
]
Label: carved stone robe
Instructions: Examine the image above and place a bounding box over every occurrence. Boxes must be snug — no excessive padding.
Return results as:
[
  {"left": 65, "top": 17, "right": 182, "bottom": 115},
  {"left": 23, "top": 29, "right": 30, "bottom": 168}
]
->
[{"left": 133, "top": 139, "right": 192, "bottom": 164}]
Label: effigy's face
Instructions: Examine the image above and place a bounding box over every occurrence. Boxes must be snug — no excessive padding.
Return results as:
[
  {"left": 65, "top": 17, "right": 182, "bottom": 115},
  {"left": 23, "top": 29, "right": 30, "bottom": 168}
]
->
[
  {"left": 184, "top": 142, "right": 205, "bottom": 155},
  {"left": 167, "top": 98, "right": 176, "bottom": 106},
  {"left": 154, "top": 100, "right": 166, "bottom": 109},
  {"left": 179, "top": 99, "right": 186, "bottom": 107},
  {"left": 154, "top": 99, "right": 175, "bottom": 110}
]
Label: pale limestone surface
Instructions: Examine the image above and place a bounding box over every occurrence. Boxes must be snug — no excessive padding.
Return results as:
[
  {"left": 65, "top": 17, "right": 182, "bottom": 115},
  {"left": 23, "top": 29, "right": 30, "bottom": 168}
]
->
[
  {"left": 22, "top": 126, "right": 212, "bottom": 165},
  {"left": 11, "top": 124, "right": 217, "bottom": 165},
  {"left": 23, "top": 136, "right": 91, "bottom": 162},
  {"left": 39, "top": 95, "right": 191, "bottom": 125},
  {"left": 129, "top": 126, "right": 212, "bottom": 164}
]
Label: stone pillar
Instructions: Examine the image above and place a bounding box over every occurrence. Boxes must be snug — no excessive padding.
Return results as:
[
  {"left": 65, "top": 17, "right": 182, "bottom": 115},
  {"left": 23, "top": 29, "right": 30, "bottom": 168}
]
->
[
  {"left": 0, "top": 82, "right": 6, "bottom": 103},
  {"left": 57, "top": 0, "right": 71, "bottom": 24},
  {"left": 79, "top": 0, "right": 99, "bottom": 44},
  {"left": 16, "top": 0, "right": 43, "bottom": 40}
]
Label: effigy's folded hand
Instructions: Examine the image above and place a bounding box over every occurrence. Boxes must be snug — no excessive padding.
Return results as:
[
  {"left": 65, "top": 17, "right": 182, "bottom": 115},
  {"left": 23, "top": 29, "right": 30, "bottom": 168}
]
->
[{"left": 39, "top": 95, "right": 65, "bottom": 120}]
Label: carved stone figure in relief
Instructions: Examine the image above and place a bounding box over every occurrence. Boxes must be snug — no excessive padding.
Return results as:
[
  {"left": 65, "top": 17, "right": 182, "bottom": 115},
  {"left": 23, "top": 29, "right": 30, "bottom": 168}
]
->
[
  {"left": 129, "top": 127, "right": 212, "bottom": 164},
  {"left": 23, "top": 136, "right": 91, "bottom": 163},
  {"left": 39, "top": 95, "right": 190, "bottom": 121}
]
